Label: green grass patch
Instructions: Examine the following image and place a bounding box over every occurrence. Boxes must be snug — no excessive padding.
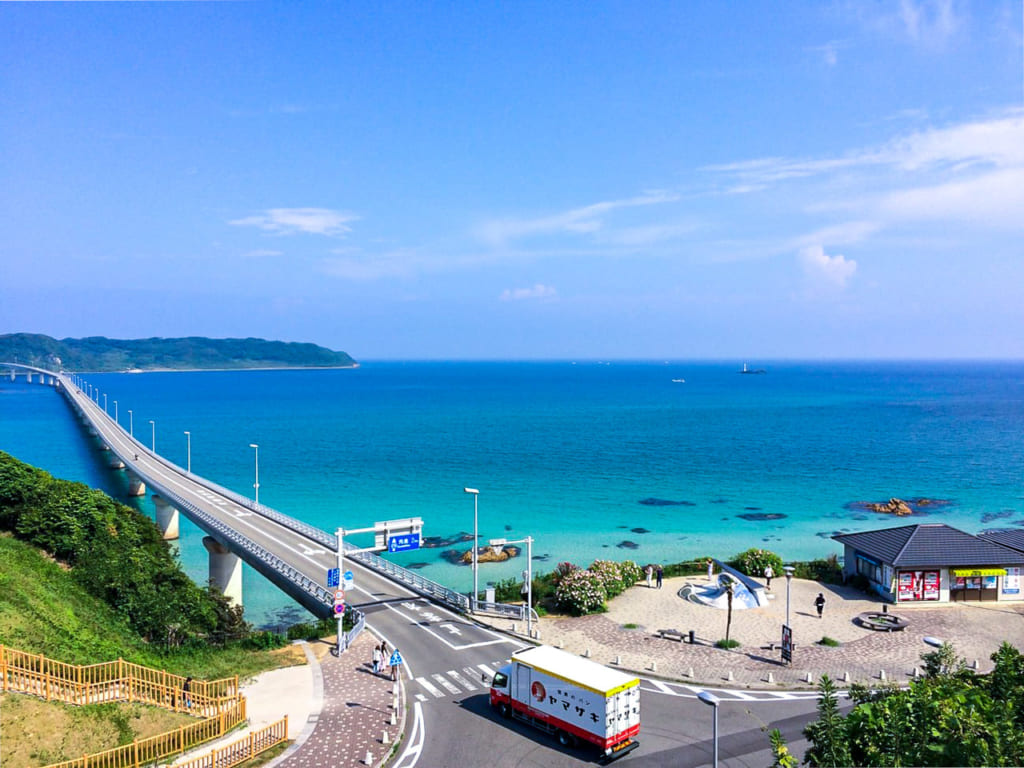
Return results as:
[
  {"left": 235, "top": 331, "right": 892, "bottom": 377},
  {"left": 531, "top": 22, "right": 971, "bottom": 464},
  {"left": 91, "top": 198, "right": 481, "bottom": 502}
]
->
[
  {"left": 715, "top": 638, "right": 741, "bottom": 649},
  {"left": 622, "top": 622, "right": 639, "bottom": 630},
  {"left": 818, "top": 636, "right": 840, "bottom": 647}
]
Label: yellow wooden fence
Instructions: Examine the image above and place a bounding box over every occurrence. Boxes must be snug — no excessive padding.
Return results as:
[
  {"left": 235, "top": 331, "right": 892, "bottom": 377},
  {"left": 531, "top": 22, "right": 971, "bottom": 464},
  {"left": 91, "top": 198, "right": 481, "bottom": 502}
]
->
[{"left": 0, "top": 645, "right": 285, "bottom": 768}]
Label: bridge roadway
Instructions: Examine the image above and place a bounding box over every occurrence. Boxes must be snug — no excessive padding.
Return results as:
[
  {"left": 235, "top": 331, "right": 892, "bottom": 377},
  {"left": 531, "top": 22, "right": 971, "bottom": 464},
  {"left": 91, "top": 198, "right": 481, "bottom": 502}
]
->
[{"left": 9, "top": 365, "right": 824, "bottom": 767}]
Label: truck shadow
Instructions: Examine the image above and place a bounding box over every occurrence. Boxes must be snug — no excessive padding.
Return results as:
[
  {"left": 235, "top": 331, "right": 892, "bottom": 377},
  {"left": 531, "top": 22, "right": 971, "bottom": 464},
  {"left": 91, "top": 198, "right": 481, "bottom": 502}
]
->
[{"left": 457, "top": 694, "right": 606, "bottom": 763}]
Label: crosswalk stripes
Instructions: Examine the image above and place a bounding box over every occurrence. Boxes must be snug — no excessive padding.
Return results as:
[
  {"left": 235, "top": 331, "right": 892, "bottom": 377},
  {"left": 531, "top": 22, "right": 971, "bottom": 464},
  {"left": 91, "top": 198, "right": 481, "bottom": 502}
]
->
[{"left": 412, "top": 660, "right": 508, "bottom": 702}]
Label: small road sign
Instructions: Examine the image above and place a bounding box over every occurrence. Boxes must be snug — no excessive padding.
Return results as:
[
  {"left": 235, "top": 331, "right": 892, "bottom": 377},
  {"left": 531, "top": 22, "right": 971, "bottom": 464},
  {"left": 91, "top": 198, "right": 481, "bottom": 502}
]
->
[
  {"left": 781, "top": 624, "right": 793, "bottom": 664},
  {"left": 333, "top": 602, "right": 345, "bottom": 616},
  {"left": 327, "top": 568, "right": 340, "bottom": 588},
  {"left": 333, "top": 589, "right": 345, "bottom": 605},
  {"left": 388, "top": 533, "right": 421, "bottom": 553},
  {"left": 342, "top": 570, "right": 354, "bottom": 590}
]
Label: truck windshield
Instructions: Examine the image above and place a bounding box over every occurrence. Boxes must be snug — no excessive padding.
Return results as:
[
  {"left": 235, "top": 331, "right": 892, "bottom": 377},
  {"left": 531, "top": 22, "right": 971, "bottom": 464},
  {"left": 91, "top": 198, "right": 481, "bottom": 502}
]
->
[{"left": 491, "top": 672, "right": 508, "bottom": 688}]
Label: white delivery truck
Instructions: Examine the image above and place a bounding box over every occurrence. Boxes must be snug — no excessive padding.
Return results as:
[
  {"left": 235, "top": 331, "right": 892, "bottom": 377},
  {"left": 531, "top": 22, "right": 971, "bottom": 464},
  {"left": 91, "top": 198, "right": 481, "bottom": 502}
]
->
[{"left": 489, "top": 645, "right": 640, "bottom": 761}]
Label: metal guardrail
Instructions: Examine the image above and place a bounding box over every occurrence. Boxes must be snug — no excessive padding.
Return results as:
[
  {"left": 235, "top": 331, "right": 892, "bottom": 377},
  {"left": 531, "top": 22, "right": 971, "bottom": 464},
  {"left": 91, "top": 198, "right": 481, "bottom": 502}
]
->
[{"left": 348, "top": 549, "right": 471, "bottom": 612}]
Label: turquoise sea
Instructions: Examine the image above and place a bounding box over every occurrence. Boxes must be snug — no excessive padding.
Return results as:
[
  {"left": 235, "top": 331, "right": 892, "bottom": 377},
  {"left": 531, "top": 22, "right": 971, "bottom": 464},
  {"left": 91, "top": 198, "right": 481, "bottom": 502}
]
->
[{"left": 2, "top": 361, "right": 1023, "bottom": 627}]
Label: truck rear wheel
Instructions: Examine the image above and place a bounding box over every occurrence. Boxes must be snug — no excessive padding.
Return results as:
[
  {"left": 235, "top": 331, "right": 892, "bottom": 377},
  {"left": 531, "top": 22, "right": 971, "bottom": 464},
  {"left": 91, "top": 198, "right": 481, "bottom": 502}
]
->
[{"left": 557, "top": 730, "right": 577, "bottom": 748}]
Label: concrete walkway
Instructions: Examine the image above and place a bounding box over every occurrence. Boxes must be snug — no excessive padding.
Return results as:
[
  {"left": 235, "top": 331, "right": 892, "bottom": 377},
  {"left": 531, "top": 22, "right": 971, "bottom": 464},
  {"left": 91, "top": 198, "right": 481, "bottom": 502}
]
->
[
  {"left": 174, "top": 631, "right": 402, "bottom": 768},
  {"left": 482, "top": 575, "right": 1024, "bottom": 688}
]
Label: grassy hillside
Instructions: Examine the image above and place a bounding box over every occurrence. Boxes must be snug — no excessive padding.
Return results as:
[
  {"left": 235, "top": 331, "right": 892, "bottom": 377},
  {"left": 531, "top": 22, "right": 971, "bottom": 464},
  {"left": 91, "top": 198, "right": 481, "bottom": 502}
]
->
[{"left": 0, "top": 333, "right": 356, "bottom": 371}]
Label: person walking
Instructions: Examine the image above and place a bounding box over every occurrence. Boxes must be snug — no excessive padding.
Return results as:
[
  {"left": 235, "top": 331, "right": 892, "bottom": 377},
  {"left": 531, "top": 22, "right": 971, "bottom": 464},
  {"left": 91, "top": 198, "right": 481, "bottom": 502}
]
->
[
  {"left": 372, "top": 644, "right": 383, "bottom": 675},
  {"left": 655, "top": 564, "right": 664, "bottom": 589},
  {"left": 182, "top": 677, "right": 192, "bottom": 709},
  {"left": 645, "top": 564, "right": 654, "bottom": 588},
  {"left": 815, "top": 592, "right": 826, "bottom": 618},
  {"left": 389, "top": 648, "right": 404, "bottom": 681},
  {"left": 764, "top": 564, "right": 774, "bottom": 590},
  {"left": 707, "top": 558, "right": 715, "bottom": 582}
]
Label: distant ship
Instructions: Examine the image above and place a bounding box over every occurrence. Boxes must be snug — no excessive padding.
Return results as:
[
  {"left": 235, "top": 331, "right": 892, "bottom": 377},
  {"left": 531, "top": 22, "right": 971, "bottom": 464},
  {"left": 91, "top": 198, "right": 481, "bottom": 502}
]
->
[
  {"left": 671, "top": 378, "right": 686, "bottom": 383},
  {"left": 740, "top": 363, "right": 766, "bottom": 374}
]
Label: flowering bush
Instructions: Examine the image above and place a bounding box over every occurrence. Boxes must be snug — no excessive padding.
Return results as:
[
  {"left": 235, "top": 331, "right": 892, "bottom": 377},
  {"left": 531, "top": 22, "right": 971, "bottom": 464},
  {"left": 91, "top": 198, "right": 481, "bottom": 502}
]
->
[
  {"left": 589, "top": 559, "right": 627, "bottom": 598},
  {"left": 551, "top": 561, "right": 580, "bottom": 587},
  {"left": 555, "top": 569, "right": 607, "bottom": 615},
  {"left": 730, "top": 548, "right": 784, "bottom": 578},
  {"left": 618, "top": 560, "right": 643, "bottom": 586}
]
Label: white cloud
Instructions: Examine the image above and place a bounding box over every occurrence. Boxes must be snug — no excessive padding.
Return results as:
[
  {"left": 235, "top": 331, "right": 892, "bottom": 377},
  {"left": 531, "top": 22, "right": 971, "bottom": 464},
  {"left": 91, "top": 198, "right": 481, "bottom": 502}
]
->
[
  {"left": 880, "top": 167, "right": 1024, "bottom": 228},
  {"left": 230, "top": 208, "right": 358, "bottom": 237},
  {"left": 799, "top": 245, "right": 857, "bottom": 289},
  {"left": 477, "top": 191, "right": 678, "bottom": 246},
  {"left": 499, "top": 284, "right": 558, "bottom": 302},
  {"left": 899, "top": 0, "right": 957, "bottom": 45}
]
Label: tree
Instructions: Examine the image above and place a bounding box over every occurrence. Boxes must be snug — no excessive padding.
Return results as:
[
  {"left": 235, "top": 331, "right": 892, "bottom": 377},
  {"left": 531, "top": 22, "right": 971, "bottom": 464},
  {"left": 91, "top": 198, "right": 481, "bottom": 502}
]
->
[
  {"left": 724, "top": 579, "right": 734, "bottom": 642},
  {"left": 803, "top": 675, "right": 852, "bottom": 767}
]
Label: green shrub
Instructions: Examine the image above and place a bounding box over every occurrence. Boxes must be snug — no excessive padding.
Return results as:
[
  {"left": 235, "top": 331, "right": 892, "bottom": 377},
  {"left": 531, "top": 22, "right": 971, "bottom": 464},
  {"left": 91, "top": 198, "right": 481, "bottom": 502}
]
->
[
  {"left": 728, "top": 548, "right": 783, "bottom": 578},
  {"left": 715, "top": 638, "right": 741, "bottom": 649},
  {"left": 245, "top": 630, "right": 287, "bottom": 650},
  {"left": 589, "top": 559, "right": 628, "bottom": 598},
  {"left": 554, "top": 569, "right": 607, "bottom": 615},
  {"left": 793, "top": 554, "right": 843, "bottom": 583},
  {"left": 818, "top": 636, "right": 840, "bottom": 647},
  {"left": 662, "top": 558, "right": 711, "bottom": 579}
]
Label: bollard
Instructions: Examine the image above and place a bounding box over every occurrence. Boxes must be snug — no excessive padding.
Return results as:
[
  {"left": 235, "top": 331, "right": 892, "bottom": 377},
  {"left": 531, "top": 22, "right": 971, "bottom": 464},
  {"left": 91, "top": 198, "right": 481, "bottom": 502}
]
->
[
  {"left": 911, "top": 667, "right": 920, "bottom": 678},
  {"left": 393, "top": 682, "right": 399, "bottom": 697},
  {"left": 882, "top": 603, "right": 888, "bottom": 614},
  {"left": 803, "top": 672, "right": 813, "bottom": 684},
  {"left": 971, "top": 659, "right": 979, "bottom": 670},
  {"left": 686, "top": 667, "right": 694, "bottom": 678},
  {"left": 688, "top": 629, "right": 695, "bottom": 644},
  {"left": 765, "top": 671, "right": 774, "bottom": 684},
  {"left": 843, "top": 671, "right": 851, "bottom": 683},
  {"left": 511, "top": 622, "right": 517, "bottom": 633},
  {"left": 726, "top": 670, "right": 734, "bottom": 682},
  {"left": 584, "top": 648, "right": 591, "bottom": 658},
  {"left": 382, "top": 730, "right": 390, "bottom": 745},
  {"left": 390, "top": 711, "right": 397, "bottom": 726},
  {"left": 651, "top": 661, "right": 657, "bottom": 673},
  {"left": 364, "top": 751, "right": 373, "bottom": 766},
  {"left": 615, "top": 655, "right": 621, "bottom": 665},
  {"left": 879, "top": 669, "right": 887, "bottom": 681},
  {"left": 392, "top": 695, "right": 399, "bottom": 710}
]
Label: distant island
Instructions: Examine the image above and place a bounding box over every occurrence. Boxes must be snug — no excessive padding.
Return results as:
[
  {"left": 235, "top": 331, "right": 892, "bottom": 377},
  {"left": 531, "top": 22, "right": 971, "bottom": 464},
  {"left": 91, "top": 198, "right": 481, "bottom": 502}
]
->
[{"left": 0, "top": 333, "right": 357, "bottom": 372}]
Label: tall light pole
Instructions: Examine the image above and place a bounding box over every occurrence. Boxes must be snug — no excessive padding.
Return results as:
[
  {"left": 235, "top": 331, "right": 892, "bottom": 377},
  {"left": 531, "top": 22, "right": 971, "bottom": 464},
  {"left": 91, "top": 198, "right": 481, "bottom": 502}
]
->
[
  {"left": 128, "top": 409, "right": 133, "bottom": 437},
  {"left": 149, "top": 420, "right": 155, "bottom": 452},
  {"left": 784, "top": 565, "right": 795, "bottom": 629},
  {"left": 113, "top": 400, "right": 118, "bottom": 423},
  {"left": 464, "top": 487, "right": 480, "bottom": 611},
  {"left": 184, "top": 431, "right": 191, "bottom": 473},
  {"left": 698, "top": 691, "right": 721, "bottom": 768},
  {"left": 250, "top": 444, "right": 260, "bottom": 504},
  {"left": 103, "top": 393, "right": 107, "bottom": 413}
]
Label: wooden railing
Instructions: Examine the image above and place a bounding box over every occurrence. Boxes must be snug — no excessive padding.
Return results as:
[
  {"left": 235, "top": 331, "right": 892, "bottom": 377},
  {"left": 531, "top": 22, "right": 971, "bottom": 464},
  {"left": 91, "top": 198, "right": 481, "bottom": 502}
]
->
[
  {"left": 0, "top": 646, "right": 282, "bottom": 768},
  {"left": 173, "top": 718, "right": 289, "bottom": 768}
]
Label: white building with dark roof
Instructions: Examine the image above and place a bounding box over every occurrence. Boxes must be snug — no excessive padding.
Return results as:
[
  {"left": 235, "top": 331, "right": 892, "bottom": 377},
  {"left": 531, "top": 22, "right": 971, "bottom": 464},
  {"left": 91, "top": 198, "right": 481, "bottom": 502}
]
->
[{"left": 833, "top": 523, "right": 1024, "bottom": 604}]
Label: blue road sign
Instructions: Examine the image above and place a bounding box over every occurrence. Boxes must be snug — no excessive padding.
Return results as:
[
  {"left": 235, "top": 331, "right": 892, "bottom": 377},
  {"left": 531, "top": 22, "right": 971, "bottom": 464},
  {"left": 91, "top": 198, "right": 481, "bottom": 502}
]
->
[
  {"left": 327, "top": 568, "right": 340, "bottom": 588},
  {"left": 342, "top": 570, "right": 354, "bottom": 590},
  {"left": 388, "top": 533, "right": 421, "bottom": 553}
]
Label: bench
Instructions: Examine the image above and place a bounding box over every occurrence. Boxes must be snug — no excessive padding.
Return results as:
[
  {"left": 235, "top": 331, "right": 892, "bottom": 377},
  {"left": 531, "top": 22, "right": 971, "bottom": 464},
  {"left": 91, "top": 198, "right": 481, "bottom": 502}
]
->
[{"left": 658, "top": 628, "right": 686, "bottom": 642}]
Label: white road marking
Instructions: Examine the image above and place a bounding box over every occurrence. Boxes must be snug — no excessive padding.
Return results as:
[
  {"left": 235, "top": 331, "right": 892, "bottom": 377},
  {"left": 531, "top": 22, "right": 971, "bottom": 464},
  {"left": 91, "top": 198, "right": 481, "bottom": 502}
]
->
[
  {"left": 415, "top": 693, "right": 426, "bottom": 702},
  {"left": 447, "top": 669, "right": 477, "bottom": 691},
  {"left": 439, "top": 623, "right": 462, "bottom": 635},
  {"left": 432, "top": 673, "right": 461, "bottom": 695},
  {"left": 393, "top": 701, "right": 424, "bottom": 768},
  {"left": 415, "top": 677, "right": 444, "bottom": 698}
]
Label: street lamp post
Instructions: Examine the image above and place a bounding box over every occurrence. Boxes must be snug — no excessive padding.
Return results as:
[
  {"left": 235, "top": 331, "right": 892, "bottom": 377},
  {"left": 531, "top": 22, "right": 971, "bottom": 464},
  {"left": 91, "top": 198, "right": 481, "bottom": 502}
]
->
[
  {"left": 149, "top": 420, "right": 155, "bottom": 452},
  {"left": 464, "top": 487, "right": 480, "bottom": 611},
  {"left": 697, "top": 691, "right": 721, "bottom": 768},
  {"left": 103, "top": 393, "right": 107, "bottom": 413},
  {"left": 113, "top": 400, "right": 118, "bottom": 423},
  {"left": 784, "top": 565, "right": 795, "bottom": 629},
  {"left": 184, "top": 431, "right": 191, "bottom": 473},
  {"left": 128, "top": 410, "right": 133, "bottom": 436},
  {"left": 250, "top": 444, "right": 260, "bottom": 504}
]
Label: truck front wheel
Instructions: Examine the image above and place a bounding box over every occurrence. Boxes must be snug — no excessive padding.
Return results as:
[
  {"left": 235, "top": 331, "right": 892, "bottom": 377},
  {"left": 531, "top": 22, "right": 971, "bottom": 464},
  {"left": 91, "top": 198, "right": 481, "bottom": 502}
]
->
[
  {"left": 557, "top": 730, "right": 577, "bottom": 748},
  {"left": 499, "top": 702, "right": 511, "bottom": 719}
]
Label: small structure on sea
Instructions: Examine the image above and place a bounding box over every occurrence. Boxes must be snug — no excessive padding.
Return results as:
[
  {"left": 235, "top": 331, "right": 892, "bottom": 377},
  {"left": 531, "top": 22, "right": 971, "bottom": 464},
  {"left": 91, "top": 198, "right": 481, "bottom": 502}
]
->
[{"left": 833, "top": 524, "right": 1024, "bottom": 604}]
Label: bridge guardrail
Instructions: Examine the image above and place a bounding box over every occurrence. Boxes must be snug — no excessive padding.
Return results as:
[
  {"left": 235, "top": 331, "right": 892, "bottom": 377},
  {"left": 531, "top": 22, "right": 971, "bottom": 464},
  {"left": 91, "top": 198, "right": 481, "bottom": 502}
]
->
[{"left": 346, "top": 549, "right": 471, "bottom": 612}]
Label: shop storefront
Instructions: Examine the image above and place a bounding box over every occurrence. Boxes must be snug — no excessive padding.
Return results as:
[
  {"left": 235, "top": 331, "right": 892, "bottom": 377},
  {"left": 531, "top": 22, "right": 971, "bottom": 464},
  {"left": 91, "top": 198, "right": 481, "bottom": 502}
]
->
[
  {"left": 835, "top": 524, "right": 1024, "bottom": 605},
  {"left": 950, "top": 568, "right": 1003, "bottom": 602}
]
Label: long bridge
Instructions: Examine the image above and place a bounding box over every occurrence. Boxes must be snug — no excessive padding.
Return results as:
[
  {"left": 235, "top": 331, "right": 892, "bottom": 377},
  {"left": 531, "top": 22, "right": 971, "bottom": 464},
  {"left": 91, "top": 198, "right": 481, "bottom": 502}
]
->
[{"left": 1, "top": 364, "right": 493, "bottom": 634}]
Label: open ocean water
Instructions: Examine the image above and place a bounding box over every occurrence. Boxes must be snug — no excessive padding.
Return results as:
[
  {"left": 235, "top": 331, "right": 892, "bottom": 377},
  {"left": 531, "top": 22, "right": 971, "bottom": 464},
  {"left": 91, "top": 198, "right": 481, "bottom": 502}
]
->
[{"left": 2, "top": 360, "right": 1023, "bottom": 627}]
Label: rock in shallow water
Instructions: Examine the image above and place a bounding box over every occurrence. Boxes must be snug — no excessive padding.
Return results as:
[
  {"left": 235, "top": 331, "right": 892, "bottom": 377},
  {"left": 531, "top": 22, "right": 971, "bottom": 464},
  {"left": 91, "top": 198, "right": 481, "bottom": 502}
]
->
[{"left": 737, "top": 512, "right": 787, "bottom": 521}]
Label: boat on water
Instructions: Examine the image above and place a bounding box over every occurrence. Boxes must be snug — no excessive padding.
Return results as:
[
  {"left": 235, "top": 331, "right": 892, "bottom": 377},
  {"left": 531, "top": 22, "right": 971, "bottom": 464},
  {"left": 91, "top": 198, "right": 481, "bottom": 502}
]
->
[
  {"left": 671, "top": 378, "right": 685, "bottom": 383},
  {"left": 740, "top": 363, "right": 766, "bottom": 374}
]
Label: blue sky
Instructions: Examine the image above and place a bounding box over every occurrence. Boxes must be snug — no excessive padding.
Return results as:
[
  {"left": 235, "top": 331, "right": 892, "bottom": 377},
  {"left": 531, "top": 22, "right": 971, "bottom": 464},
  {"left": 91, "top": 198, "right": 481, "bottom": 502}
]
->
[{"left": 2, "top": 1, "right": 1022, "bottom": 360}]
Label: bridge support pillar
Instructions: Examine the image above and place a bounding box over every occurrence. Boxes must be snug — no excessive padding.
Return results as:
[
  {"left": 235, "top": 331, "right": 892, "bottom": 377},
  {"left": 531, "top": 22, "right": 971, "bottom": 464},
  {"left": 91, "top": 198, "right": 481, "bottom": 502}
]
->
[
  {"left": 126, "top": 472, "right": 146, "bottom": 497},
  {"left": 26, "top": 372, "right": 32, "bottom": 384},
  {"left": 153, "top": 495, "right": 180, "bottom": 540},
  {"left": 108, "top": 453, "right": 125, "bottom": 470},
  {"left": 203, "top": 537, "right": 243, "bottom": 606}
]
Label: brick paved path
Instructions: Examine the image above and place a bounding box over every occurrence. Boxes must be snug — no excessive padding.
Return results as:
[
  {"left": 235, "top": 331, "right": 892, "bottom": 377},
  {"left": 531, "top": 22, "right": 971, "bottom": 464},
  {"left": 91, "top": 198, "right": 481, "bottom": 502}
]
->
[{"left": 277, "top": 632, "right": 404, "bottom": 768}]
